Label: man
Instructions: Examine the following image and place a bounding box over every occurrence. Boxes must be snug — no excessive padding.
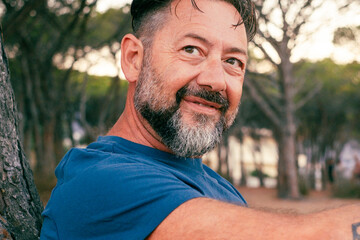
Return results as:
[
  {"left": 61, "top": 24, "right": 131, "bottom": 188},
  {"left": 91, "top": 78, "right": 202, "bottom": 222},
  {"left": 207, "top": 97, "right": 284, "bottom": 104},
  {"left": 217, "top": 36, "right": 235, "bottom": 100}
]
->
[{"left": 41, "top": 0, "right": 360, "bottom": 239}]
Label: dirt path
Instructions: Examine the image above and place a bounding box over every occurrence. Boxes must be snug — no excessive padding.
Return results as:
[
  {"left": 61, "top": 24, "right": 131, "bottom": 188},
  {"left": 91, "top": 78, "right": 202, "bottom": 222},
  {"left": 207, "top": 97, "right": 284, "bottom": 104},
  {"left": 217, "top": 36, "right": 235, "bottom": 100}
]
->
[{"left": 237, "top": 187, "right": 360, "bottom": 214}]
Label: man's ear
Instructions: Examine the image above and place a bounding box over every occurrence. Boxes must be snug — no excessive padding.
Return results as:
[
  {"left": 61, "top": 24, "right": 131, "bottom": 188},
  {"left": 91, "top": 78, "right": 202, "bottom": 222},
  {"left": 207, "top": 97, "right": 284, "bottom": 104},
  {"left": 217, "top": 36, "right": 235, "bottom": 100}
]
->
[{"left": 121, "top": 34, "right": 144, "bottom": 83}]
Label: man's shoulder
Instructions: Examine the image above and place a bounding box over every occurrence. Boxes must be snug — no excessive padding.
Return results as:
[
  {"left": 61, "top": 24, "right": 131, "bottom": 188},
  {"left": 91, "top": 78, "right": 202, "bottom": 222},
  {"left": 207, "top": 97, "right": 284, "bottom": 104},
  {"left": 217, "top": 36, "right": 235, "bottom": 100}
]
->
[{"left": 56, "top": 145, "right": 168, "bottom": 182}]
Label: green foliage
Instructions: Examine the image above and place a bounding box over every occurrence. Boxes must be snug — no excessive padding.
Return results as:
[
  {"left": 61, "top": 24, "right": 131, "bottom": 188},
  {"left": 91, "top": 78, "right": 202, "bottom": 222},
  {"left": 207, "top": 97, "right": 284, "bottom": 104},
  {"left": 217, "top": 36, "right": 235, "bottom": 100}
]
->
[
  {"left": 70, "top": 71, "right": 114, "bottom": 96},
  {"left": 332, "top": 179, "right": 360, "bottom": 199},
  {"left": 64, "top": 70, "right": 128, "bottom": 128},
  {"left": 85, "top": 78, "right": 128, "bottom": 128},
  {"left": 250, "top": 169, "right": 269, "bottom": 178},
  {"left": 238, "top": 91, "right": 274, "bottom": 129},
  {"left": 298, "top": 174, "right": 310, "bottom": 196},
  {"left": 84, "top": 6, "right": 132, "bottom": 48},
  {"left": 3, "top": 1, "right": 132, "bottom": 171},
  {"left": 295, "top": 59, "right": 360, "bottom": 155}
]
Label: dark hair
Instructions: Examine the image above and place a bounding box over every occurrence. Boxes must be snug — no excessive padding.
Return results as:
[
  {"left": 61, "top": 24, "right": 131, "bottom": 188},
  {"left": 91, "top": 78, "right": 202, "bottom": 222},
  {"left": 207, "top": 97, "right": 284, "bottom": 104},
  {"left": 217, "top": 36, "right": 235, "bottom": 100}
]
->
[{"left": 131, "top": 0, "right": 257, "bottom": 42}]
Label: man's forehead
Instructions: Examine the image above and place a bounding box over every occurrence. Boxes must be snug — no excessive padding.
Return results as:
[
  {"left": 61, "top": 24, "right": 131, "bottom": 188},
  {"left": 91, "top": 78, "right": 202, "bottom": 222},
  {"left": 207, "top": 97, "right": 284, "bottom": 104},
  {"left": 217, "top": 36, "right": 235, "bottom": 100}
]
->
[
  {"left": 167, "top": 0, "right": 244, "bottom": 35},
  {"left": 166, "top": 0, "right": 247, "bottom": 42}
]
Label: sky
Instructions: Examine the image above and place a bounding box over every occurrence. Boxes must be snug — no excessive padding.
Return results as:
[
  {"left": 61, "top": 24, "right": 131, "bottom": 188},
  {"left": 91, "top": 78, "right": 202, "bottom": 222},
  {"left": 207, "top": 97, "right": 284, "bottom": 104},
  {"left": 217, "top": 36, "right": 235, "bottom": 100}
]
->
[
  {"left": 290, "top": 1, "right": 360, "bottom": 63},
  {"left": 96, "top": 0, "right": 132, "bottom": 13},
  {"left": 85, "top": 0, "right": 360, "bottom": 77}
]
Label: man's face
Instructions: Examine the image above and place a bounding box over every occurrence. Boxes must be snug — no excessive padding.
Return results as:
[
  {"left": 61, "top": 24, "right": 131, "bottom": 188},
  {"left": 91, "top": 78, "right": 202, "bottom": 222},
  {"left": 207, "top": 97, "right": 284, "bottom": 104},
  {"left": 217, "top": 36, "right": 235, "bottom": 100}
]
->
[{"left": 134, "top": 0, "right": 248, "bottom": 157}]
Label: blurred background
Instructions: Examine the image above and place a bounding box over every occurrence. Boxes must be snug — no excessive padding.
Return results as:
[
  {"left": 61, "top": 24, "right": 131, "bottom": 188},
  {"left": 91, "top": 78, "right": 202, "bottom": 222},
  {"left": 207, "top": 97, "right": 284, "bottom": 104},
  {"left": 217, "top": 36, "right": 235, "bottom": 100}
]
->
[{"left": 1, "top": 0, "right": 360, "bottom": 208}]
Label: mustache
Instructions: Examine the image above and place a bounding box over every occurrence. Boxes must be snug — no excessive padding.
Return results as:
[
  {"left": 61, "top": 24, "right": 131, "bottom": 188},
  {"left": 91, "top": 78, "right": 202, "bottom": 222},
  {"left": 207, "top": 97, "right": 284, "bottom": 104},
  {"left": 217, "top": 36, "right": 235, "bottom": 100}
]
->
[{"left": 176, "top": 86, "right": 229, "bottom": 113}]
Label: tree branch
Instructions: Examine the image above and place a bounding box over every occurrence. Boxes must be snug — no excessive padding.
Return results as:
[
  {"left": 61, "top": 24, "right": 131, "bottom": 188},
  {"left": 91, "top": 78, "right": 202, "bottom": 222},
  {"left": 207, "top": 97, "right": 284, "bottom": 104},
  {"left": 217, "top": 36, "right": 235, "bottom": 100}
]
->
[
  {"left": 243, "top": 75, "right": 282, "bottom": 129},
  {"left": 44, "top": 0, "right": 98, "bottom": 66},
  {"left": 3, "top": 0, "right": 46, "bottom": 36},
  {"left": 247, "top": 71, "right": 283, "bottom": 114},
  {"left": 295, "top": 82, "right": 322, "bottom": 111},
  {"left": 256, "top": 30, "right": 281, "bottom": 55},
  {"left": 253, "top": 41, "right": 279, "bottom": 66}
]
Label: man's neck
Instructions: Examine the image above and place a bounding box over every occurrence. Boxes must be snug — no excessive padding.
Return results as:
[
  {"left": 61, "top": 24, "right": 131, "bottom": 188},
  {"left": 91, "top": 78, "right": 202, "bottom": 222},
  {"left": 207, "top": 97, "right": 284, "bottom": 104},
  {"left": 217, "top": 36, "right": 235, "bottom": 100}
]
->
[{"left": 107, "top": 87, "right": 173, "bottom": 154}]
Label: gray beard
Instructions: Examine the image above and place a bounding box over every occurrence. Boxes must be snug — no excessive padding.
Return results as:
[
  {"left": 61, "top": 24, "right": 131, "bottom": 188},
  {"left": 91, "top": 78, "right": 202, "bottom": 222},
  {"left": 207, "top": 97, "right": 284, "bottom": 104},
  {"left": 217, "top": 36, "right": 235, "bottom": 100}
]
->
[
  {"left": 135, "top": 99, "right": 225, "bottom": 158},
  {"left": 166, "top": 109, "right": 224, "bottom": 157}
]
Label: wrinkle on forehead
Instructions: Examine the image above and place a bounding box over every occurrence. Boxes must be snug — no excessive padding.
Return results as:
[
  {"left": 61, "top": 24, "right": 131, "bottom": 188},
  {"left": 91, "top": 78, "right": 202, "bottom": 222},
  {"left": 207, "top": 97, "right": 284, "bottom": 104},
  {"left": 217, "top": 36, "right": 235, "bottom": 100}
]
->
[{"left": 171, "top": 0, "right": 243, "bottom": 29}]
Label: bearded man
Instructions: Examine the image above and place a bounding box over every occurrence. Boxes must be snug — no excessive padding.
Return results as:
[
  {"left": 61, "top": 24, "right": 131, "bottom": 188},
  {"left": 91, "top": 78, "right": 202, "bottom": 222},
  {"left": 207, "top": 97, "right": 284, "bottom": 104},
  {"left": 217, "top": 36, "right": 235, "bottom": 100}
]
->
[{"left": 41, "top": 0, "right": 360, "bottom": 239}]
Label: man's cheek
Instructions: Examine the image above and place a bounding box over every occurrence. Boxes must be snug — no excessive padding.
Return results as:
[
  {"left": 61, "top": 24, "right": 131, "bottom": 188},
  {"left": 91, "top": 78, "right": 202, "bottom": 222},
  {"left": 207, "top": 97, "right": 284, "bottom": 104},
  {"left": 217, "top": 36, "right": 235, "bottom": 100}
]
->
[{"left": 229, "top": 91, "right": 242, "bottom": 109}]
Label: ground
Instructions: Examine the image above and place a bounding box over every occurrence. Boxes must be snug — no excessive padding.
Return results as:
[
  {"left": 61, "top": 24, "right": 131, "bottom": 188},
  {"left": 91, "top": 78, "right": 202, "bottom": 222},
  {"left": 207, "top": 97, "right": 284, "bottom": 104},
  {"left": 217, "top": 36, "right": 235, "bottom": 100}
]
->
[{"left": 237, "top": 186, "right": 360, "bottom": 214}]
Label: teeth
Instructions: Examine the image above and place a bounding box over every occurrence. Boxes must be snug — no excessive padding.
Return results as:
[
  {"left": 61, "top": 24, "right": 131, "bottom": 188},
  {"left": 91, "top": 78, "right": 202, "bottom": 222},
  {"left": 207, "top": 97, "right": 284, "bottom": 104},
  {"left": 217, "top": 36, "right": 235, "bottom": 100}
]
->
[{"left": 196, "top": 102, "right": 213, "bottom": 108}]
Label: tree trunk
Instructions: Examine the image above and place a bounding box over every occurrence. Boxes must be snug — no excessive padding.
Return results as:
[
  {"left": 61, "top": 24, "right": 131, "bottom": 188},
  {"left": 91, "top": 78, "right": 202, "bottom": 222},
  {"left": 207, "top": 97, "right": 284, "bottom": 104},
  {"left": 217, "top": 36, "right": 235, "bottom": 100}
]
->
[
  {"left": 224, "top": 136, "right": 232, "bottom": 183},
  {"left": 283, "top": 129, "right": 299, "bottom": 198},
  {"left": 54, "top": 113, "right": 65, "bottom": 164},
  {"left": 217, "top": 144, "right": 222, "bottom": 174},
  {"left": 277, "top": 140, "right": 287, "bottom": 197},
  {"left": 239, "top": 140, "right": 247, "bottom": 186},
  {"left": 281, "top": 55, "right": 300, "bottom": 199},
  {"left": 276, "top": 127, "right": 300, "bottom": 199},
  {"left": 0, "top": 28, "right": 43, "bottom": 239},
  {"left": 217, "top": 137, "right": 230, "bottom": 181},
  {"left": 41, "top": 119, "right": 56, "bottom": 179},
  {"left": 251, "top": 138, "right": 265, "bottom": 188}
]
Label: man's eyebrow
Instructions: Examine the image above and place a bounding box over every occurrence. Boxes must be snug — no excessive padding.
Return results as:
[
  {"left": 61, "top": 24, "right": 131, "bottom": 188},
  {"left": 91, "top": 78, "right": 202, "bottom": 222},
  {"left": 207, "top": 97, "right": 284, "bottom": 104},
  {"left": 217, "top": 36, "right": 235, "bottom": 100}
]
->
[
  {"left": 183, "top": 33, "right": 212, "bottom": 46},
  {"left": 183, "top": 33, "right": 247, "bottom": 57},
  {"left": 225, "top": 47, "right": 247, "bottom": 57}
]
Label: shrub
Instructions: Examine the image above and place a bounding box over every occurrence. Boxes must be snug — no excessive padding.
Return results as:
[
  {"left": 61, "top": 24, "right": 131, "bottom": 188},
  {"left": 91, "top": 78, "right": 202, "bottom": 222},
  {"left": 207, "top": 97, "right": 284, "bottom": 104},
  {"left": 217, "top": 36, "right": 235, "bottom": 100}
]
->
[
  {"left": 332, "top": 178, "right": 360, "bottom": 198},
  {"left": 298, "top": 174, "right": 310, "bottom": 196}
]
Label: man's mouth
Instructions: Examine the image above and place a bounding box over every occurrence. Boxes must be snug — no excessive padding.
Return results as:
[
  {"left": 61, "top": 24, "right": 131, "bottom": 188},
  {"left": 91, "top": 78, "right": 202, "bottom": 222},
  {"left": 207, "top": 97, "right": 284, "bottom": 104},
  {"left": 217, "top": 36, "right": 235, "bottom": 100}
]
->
[
  {"left": 182, "top": 96, "right": 223, "bottom": 115},
  {"left": 176, "top": 85, "right": 229, "bottom": 114},
  {"left": 183, "top": 96, "right": 222, "bottom": 109}
]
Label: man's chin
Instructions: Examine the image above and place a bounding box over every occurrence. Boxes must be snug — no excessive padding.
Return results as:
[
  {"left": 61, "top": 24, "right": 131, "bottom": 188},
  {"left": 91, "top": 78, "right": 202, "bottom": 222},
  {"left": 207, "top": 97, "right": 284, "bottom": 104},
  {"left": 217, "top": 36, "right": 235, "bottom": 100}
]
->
[{"left": 180, "top": 109, "right": 221, "bottom": 128}]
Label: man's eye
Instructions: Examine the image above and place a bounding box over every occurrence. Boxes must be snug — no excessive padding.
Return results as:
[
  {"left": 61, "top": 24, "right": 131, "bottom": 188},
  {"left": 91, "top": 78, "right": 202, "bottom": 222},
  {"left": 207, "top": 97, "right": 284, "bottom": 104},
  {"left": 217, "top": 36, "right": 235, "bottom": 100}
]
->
[
  {"left": 225, "top": 58, "right": 243, "bottom": 69},
  {"left": 183, "top": 46, "right": 200, "bottom": 55}
]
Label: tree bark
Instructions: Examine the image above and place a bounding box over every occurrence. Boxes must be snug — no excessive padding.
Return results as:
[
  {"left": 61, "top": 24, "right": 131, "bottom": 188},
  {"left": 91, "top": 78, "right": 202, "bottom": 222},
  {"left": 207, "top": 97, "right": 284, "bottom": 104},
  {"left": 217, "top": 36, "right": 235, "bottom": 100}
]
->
[
  {"left": 279, "top": 128, "right": 299, "bottom": 198},
  {"left": 39, "top": 119, "right": 56, "bottom": 179},
  {"left": 279, "top": 44, "right": 300, "bottom": 199},
  {"left": 0, "top": 29, "right": 43, "bottom": 239},
  {"left": 276, "top": 136, "right": 288, "bottom": 198}
]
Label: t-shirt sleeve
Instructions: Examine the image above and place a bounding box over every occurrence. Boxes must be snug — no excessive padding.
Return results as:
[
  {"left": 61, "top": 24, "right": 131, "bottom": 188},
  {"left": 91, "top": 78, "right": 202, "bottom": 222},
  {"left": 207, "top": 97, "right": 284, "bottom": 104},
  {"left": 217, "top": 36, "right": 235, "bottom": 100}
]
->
[{"left": 47, "top": 162, "right": 203, "bottom": 239}]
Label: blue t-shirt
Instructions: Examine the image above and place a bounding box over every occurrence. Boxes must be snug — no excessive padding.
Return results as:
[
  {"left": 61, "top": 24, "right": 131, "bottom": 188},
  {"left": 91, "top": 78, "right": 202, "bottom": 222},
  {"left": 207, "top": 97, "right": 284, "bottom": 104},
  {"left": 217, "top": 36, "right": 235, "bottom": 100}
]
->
[{"left": 41, "top": 136, "right": 246, "bottom": 239}]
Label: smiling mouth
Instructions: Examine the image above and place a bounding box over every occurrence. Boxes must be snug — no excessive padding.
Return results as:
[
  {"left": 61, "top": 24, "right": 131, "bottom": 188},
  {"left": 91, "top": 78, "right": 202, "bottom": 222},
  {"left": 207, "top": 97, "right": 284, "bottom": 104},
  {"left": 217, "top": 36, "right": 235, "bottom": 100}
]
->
[
  {"left": 184, "top": 96, "right": 221, "bottom": 108},
  {"left": 182, "top": 96, "right": 223, "bottom": 114},
  {"left": 175, "top": 85, "right": 229, "bottom": 114}
]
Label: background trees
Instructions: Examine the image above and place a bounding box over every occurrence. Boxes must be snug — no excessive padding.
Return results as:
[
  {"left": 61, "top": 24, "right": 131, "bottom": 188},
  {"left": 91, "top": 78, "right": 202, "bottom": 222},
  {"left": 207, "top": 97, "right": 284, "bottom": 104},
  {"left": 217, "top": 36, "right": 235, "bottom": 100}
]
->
[
  {"left": 243, "top": 0, "right": 360, "bottom": 198},
  {"left": 296, "top": 59, "right": 360, "bottom": 188},
  {"left": 1, "top": 0, "right": 131, "bottom": 181},
  {"left": 2, "top": 0, "right": 100, "bottom": 180},
  {"left": 0, "top": 0, "right": 360, "bottom": 237}
]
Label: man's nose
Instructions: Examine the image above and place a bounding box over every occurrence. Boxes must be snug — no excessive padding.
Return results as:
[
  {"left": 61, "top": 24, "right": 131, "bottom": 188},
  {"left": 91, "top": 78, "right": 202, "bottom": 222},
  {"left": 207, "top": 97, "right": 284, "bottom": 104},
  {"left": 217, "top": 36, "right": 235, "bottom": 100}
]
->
[{"left": 196, "top": 59, "right": 226, "bottom": 92}]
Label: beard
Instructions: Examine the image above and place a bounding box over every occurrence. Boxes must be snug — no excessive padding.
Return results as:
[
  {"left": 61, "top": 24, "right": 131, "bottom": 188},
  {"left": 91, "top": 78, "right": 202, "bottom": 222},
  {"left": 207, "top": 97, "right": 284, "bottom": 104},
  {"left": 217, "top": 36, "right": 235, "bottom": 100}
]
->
[{"left": 134, "top": 52, "right": 237, "bottom": 158}]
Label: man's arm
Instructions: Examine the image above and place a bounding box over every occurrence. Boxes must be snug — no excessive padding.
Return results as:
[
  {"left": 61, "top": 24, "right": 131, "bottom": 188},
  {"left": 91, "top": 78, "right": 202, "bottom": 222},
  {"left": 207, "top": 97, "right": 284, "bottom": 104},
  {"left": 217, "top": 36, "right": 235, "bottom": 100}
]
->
[{"left": 149, "top": 198, "right": 360, "bottom": 239}]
